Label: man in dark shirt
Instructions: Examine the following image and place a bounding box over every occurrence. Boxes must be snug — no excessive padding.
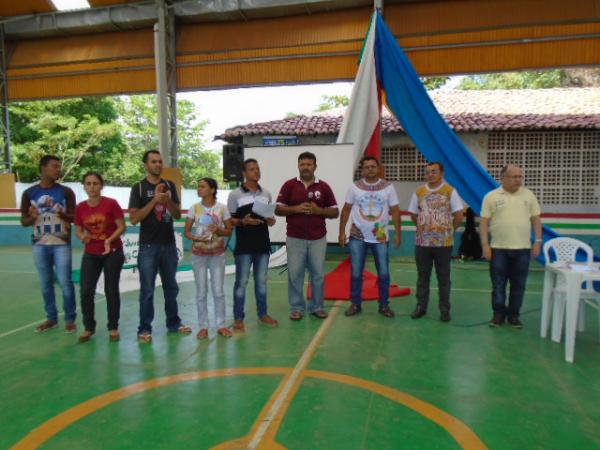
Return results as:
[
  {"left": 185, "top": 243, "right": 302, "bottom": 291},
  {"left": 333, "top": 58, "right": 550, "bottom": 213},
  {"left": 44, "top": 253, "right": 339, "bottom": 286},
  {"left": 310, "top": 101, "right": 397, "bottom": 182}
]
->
[
  {"left": 21, "top": 155, "right": 77, "bottom": 333},
  {"left": 276, "top": 152, "right": 339, "bottom": 320},
  {"left": 128, "top": 150, "right": 191, "bottom": 343},
  {"left": 227, "top": 159, "right": 278, "bottom": 332}
]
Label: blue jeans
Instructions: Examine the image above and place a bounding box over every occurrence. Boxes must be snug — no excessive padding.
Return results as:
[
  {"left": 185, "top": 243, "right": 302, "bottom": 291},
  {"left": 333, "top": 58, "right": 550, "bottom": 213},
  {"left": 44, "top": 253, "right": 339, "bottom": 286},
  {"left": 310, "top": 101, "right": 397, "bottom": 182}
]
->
[
  {"left": 32, "top": 244, "right": 76, "bottom": 323},
  {"left": 233, "top": 253, "right": 269, "bottom": 321},
  {"left": 348, "top": 237, "right": 390, "bottom": 307},
  {"left": 286, "top": 236, "right": 327, "bottom": 314},
  {"left": 137, "top": 243, "right": 181, "bottom": 334},
  {"left": 490, "top": 248, "right": 531, "bottom": 317},
  {"left": 192, "top": 253, "right": 226, "bottom": 329}
]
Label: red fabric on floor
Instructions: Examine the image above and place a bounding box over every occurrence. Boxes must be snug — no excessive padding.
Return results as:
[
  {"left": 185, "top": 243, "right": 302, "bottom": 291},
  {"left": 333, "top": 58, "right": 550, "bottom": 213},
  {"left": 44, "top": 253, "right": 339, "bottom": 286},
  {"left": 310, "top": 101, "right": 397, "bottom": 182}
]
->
[{"left": 307, "top": 257, "right": 411, "bottom": 301}]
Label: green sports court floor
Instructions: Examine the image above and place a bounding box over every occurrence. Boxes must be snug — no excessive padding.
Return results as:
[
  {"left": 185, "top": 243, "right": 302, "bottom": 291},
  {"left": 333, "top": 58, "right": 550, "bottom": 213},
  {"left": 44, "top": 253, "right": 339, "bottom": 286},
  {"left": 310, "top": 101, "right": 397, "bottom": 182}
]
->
[{"left": 1, "top": 245, "right": 599, "bottom": 450}]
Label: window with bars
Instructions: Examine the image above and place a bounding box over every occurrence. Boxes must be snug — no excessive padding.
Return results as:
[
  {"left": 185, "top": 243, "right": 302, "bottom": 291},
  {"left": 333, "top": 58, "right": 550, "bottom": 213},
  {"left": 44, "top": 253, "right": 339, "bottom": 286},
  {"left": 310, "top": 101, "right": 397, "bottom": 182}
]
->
[
  {"left": 353, "top": 145, "right": 427, "bottom": 181},
  {"left": 380, "top": 145, "right": 426, "bottom": 181},
  {"left": 487, "top": 131, "right": 600, "bottom": 207}
]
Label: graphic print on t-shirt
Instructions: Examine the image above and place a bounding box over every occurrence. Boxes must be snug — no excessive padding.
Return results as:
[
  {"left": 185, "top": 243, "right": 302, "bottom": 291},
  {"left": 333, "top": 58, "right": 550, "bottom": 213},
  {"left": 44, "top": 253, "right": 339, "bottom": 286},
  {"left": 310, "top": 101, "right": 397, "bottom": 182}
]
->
[
  {"left": 28, "top": 187, "right": 71, "bottom": 244},
  {"left": 82, "top": 213, "right": 108, "bottom": 241},
  {"left": 149, "top": 183, "right": 172, "bottom": 223},
  {"left": 188, "top": 202, "right": 229, "bottom": 256},
  {"left": 417, "top": 192, "right": 453, "bottom": 246},
  {"left": 356, "top": 193, "right": 387, "bottom": 242}
]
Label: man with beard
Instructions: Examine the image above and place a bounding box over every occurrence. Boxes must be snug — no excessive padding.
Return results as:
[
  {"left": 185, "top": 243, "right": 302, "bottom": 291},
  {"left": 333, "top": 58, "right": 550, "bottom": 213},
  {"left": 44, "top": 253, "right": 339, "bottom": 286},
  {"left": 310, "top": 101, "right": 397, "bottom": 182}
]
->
[
  {"left": 276, "top": 152, "right": 339, "bottom": 321},
  {"left": 339, "top": 156, "right": 402, "bottom": 318},
  {"left": 129, "top": 150, "right": 191, "bottom": 343}
]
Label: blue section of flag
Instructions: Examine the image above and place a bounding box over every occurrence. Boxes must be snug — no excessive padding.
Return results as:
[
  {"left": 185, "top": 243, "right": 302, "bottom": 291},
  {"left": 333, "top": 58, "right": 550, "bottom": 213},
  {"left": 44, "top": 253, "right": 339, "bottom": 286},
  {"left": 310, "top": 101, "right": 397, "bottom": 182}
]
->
[{"left": 374, "top": 12, "right": 558, "bottom": 254}]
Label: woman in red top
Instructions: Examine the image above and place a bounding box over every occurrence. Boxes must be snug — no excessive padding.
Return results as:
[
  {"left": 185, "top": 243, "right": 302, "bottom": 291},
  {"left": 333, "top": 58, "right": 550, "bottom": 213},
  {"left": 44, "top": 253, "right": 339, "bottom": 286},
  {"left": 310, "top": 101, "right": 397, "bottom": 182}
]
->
[{"left": 75, "top": 172, "right": 126, "bottom": 342}]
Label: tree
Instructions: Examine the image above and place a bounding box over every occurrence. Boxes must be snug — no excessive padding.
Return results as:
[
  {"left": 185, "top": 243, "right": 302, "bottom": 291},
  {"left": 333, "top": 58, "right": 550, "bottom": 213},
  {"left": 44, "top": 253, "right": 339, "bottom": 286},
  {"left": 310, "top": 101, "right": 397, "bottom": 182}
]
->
[
  {"left": 175, "top": 99, "right": 221, "bottom": 188},
  {"left": 422, "top": 76, "right": 450, "bottom": 90},
  {"left": 315, "top": 95, "right": 350, "bottom": 112},
  {"left": 458, "top": 68, "right": 600, "bottom": 90},
  {"left": 114, "top": 94, "right": 221, "bottom": 188},
  {"left": 10, "top": 97, "right": 124, "bottom": 183},
  {"left": 10, "top": 94, "right": 220, "bottom": 187}
]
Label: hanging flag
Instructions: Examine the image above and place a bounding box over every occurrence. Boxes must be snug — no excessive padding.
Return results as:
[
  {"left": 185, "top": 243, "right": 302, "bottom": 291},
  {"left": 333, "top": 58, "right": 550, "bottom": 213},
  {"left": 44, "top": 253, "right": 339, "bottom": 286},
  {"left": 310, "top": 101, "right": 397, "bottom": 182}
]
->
[{"left": 336, "top": 13, "right": 382, "bottom": 165}]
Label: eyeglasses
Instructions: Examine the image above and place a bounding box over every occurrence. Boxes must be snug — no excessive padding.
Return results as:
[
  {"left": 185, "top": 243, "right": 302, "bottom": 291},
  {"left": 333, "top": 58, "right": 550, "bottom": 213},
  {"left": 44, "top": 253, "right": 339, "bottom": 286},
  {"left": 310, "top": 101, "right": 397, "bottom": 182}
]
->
[{"left": 425, "top": 170, "right": 440, "bottom": 174}]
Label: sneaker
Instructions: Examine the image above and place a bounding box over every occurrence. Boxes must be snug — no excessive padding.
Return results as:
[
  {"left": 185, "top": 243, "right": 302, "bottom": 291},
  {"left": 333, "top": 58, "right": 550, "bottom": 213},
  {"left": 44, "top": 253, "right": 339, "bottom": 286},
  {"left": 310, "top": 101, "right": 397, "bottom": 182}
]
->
[
  {"left": 35, "top": 320, "right": 58, "bottom": 333},
  {"left": 345, "top": 304, "right": 362, "bottom": 317},
  {"left": 507, "top": 316, "right": 523, "bottom": 329},
  {"left": 196, "top": 328, "right": 208, "bottom": 339},
  {"left": 410, "top": 308, "right": 427, "bottom": 319},
  {"left": 440, "top": 311, "right": 451, "bottom": 322},
  {"left": 217, "top": 327, "right": 233, "bottom": 337},
  {"left": 310, "top": 310, "right": 328, "bottom": 319},
  {"left": 233, "top": 320, "right": 245, "bottom": 332},
  {"left": 378, "top": 305, "right": 395, "bottom": 318},
  {"left": 259, "top": 315, "right": 279, "bottom": 327},
  {"left": 65, "top": 322, "right": 77, "bottom": 334},
  {"left": 138, "top": 331, "right": 152, "bottom": 343},
  {"left": 489, "top": 313, "right": 505, "bottom": 328}
]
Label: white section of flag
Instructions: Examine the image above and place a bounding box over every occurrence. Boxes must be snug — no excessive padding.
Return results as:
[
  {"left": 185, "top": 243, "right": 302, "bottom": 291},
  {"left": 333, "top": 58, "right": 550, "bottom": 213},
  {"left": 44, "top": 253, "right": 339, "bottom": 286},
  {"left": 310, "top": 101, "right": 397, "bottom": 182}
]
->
[{"left": 336, "top": 13, "right": 379, "bottom": 166}]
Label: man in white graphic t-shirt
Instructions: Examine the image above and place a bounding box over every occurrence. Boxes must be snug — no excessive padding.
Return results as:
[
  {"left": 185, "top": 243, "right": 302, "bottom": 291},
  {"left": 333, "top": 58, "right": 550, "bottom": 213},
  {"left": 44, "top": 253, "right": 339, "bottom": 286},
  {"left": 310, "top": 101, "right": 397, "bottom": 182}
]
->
[{"left": 339, "top": 156, "right": 402, "bottom": 318}]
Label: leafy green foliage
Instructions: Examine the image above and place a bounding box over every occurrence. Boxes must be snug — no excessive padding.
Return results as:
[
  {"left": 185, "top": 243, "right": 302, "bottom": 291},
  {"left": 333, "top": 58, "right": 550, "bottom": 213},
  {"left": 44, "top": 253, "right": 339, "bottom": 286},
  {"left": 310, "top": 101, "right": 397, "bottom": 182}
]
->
[
  {"left": 10, "top": 98, "right": 123, "bottom": 183},
  {"left": 10, "top": 94, "right": 221, "bottom": 187},
  {"left": 421, "top": 76, "right": 450, "bottom": 90},
  {"left": 456, "top": 68, "right": 600, "bottom": 90},
  {"left": 458, "top": 70, "right": 568, "bottom": 90},
  {"left": 315, "top": 95, "right": 350, "bottom": 112}
]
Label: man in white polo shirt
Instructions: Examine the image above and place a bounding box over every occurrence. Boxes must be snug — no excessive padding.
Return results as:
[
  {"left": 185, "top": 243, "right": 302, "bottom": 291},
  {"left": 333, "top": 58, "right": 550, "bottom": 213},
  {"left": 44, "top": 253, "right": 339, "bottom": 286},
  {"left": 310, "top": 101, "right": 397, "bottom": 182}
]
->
[{"left": 480, "top": 164, "right": 542, "bottom": 329}]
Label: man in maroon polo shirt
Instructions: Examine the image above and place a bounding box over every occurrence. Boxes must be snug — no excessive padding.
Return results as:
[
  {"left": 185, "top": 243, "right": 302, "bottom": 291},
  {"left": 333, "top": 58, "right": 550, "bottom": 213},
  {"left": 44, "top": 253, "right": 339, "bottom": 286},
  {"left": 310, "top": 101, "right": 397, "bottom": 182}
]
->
[{"left": 275, "top": 152, "right": 339, "bottom": 320}]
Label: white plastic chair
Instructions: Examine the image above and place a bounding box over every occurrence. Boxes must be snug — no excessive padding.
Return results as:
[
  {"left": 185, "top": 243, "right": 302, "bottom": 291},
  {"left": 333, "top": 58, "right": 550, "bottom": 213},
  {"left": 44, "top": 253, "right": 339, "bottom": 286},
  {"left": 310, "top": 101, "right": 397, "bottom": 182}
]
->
[{"left": 542, "top": 237, "right": 600, "bottom": 342}]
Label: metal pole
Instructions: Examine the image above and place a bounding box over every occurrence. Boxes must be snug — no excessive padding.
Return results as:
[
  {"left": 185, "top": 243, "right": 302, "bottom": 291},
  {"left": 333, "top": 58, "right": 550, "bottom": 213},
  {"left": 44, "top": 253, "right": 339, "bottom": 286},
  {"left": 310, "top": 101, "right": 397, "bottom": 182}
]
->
[
  {"left": 0, "top": 24, "right": 11, "bottom": 173},
  {"left": 167, "top": 8, "right": 177, "bottom": 167},
  {"left": 154, "top": 0, "right": 177, "bottom": 167},
  {"left": 374, "top": 0, "right": 383, "bottom": 14}
]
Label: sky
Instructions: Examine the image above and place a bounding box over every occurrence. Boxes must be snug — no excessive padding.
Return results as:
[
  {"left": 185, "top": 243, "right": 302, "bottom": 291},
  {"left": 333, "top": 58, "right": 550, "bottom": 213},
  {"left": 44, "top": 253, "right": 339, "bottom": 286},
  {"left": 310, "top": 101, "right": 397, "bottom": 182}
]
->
[
  {"left": 178, "top": 77, "right": 463, "bottom": 153},
  {"left": 179, "top": 82, "right": 353, "bottom": 151}
]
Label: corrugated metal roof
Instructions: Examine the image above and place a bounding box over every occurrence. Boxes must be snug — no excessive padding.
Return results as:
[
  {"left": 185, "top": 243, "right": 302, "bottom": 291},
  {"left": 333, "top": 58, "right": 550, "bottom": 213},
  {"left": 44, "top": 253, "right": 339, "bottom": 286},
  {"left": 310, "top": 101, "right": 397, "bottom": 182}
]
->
[{"left": 216, "top": 88, "right": 600, "bottom": 140}]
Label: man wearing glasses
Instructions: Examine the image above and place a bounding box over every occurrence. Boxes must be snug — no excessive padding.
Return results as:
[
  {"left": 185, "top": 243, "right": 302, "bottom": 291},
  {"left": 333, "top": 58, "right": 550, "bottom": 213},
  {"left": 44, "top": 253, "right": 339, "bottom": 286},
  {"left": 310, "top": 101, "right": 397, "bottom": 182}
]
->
[
  {"left": 408, "top": 161, "right": 463, "bottom": 322},
  {"left": 480, "top": 164, "right": 542, "bottom": 329}
]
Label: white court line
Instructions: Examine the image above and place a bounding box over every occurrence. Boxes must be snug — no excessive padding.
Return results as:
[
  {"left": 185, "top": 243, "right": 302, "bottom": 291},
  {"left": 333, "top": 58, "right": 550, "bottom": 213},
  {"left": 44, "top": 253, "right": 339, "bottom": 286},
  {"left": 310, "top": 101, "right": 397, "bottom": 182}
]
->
[
  {"left": 0, "top": 270, "right": 37, "bottom": 274},
  {"left": 0, "top": 297, "right": 107, "bottom": 340},
  {"left": 247, "top": 301, "right": 342, "bottom": 449},
  {"left": 439, "top": 287, "right": 542, "bottom": 295},
  {"left": 0, "top": 319, "right": 49, "bottom": 339}
]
